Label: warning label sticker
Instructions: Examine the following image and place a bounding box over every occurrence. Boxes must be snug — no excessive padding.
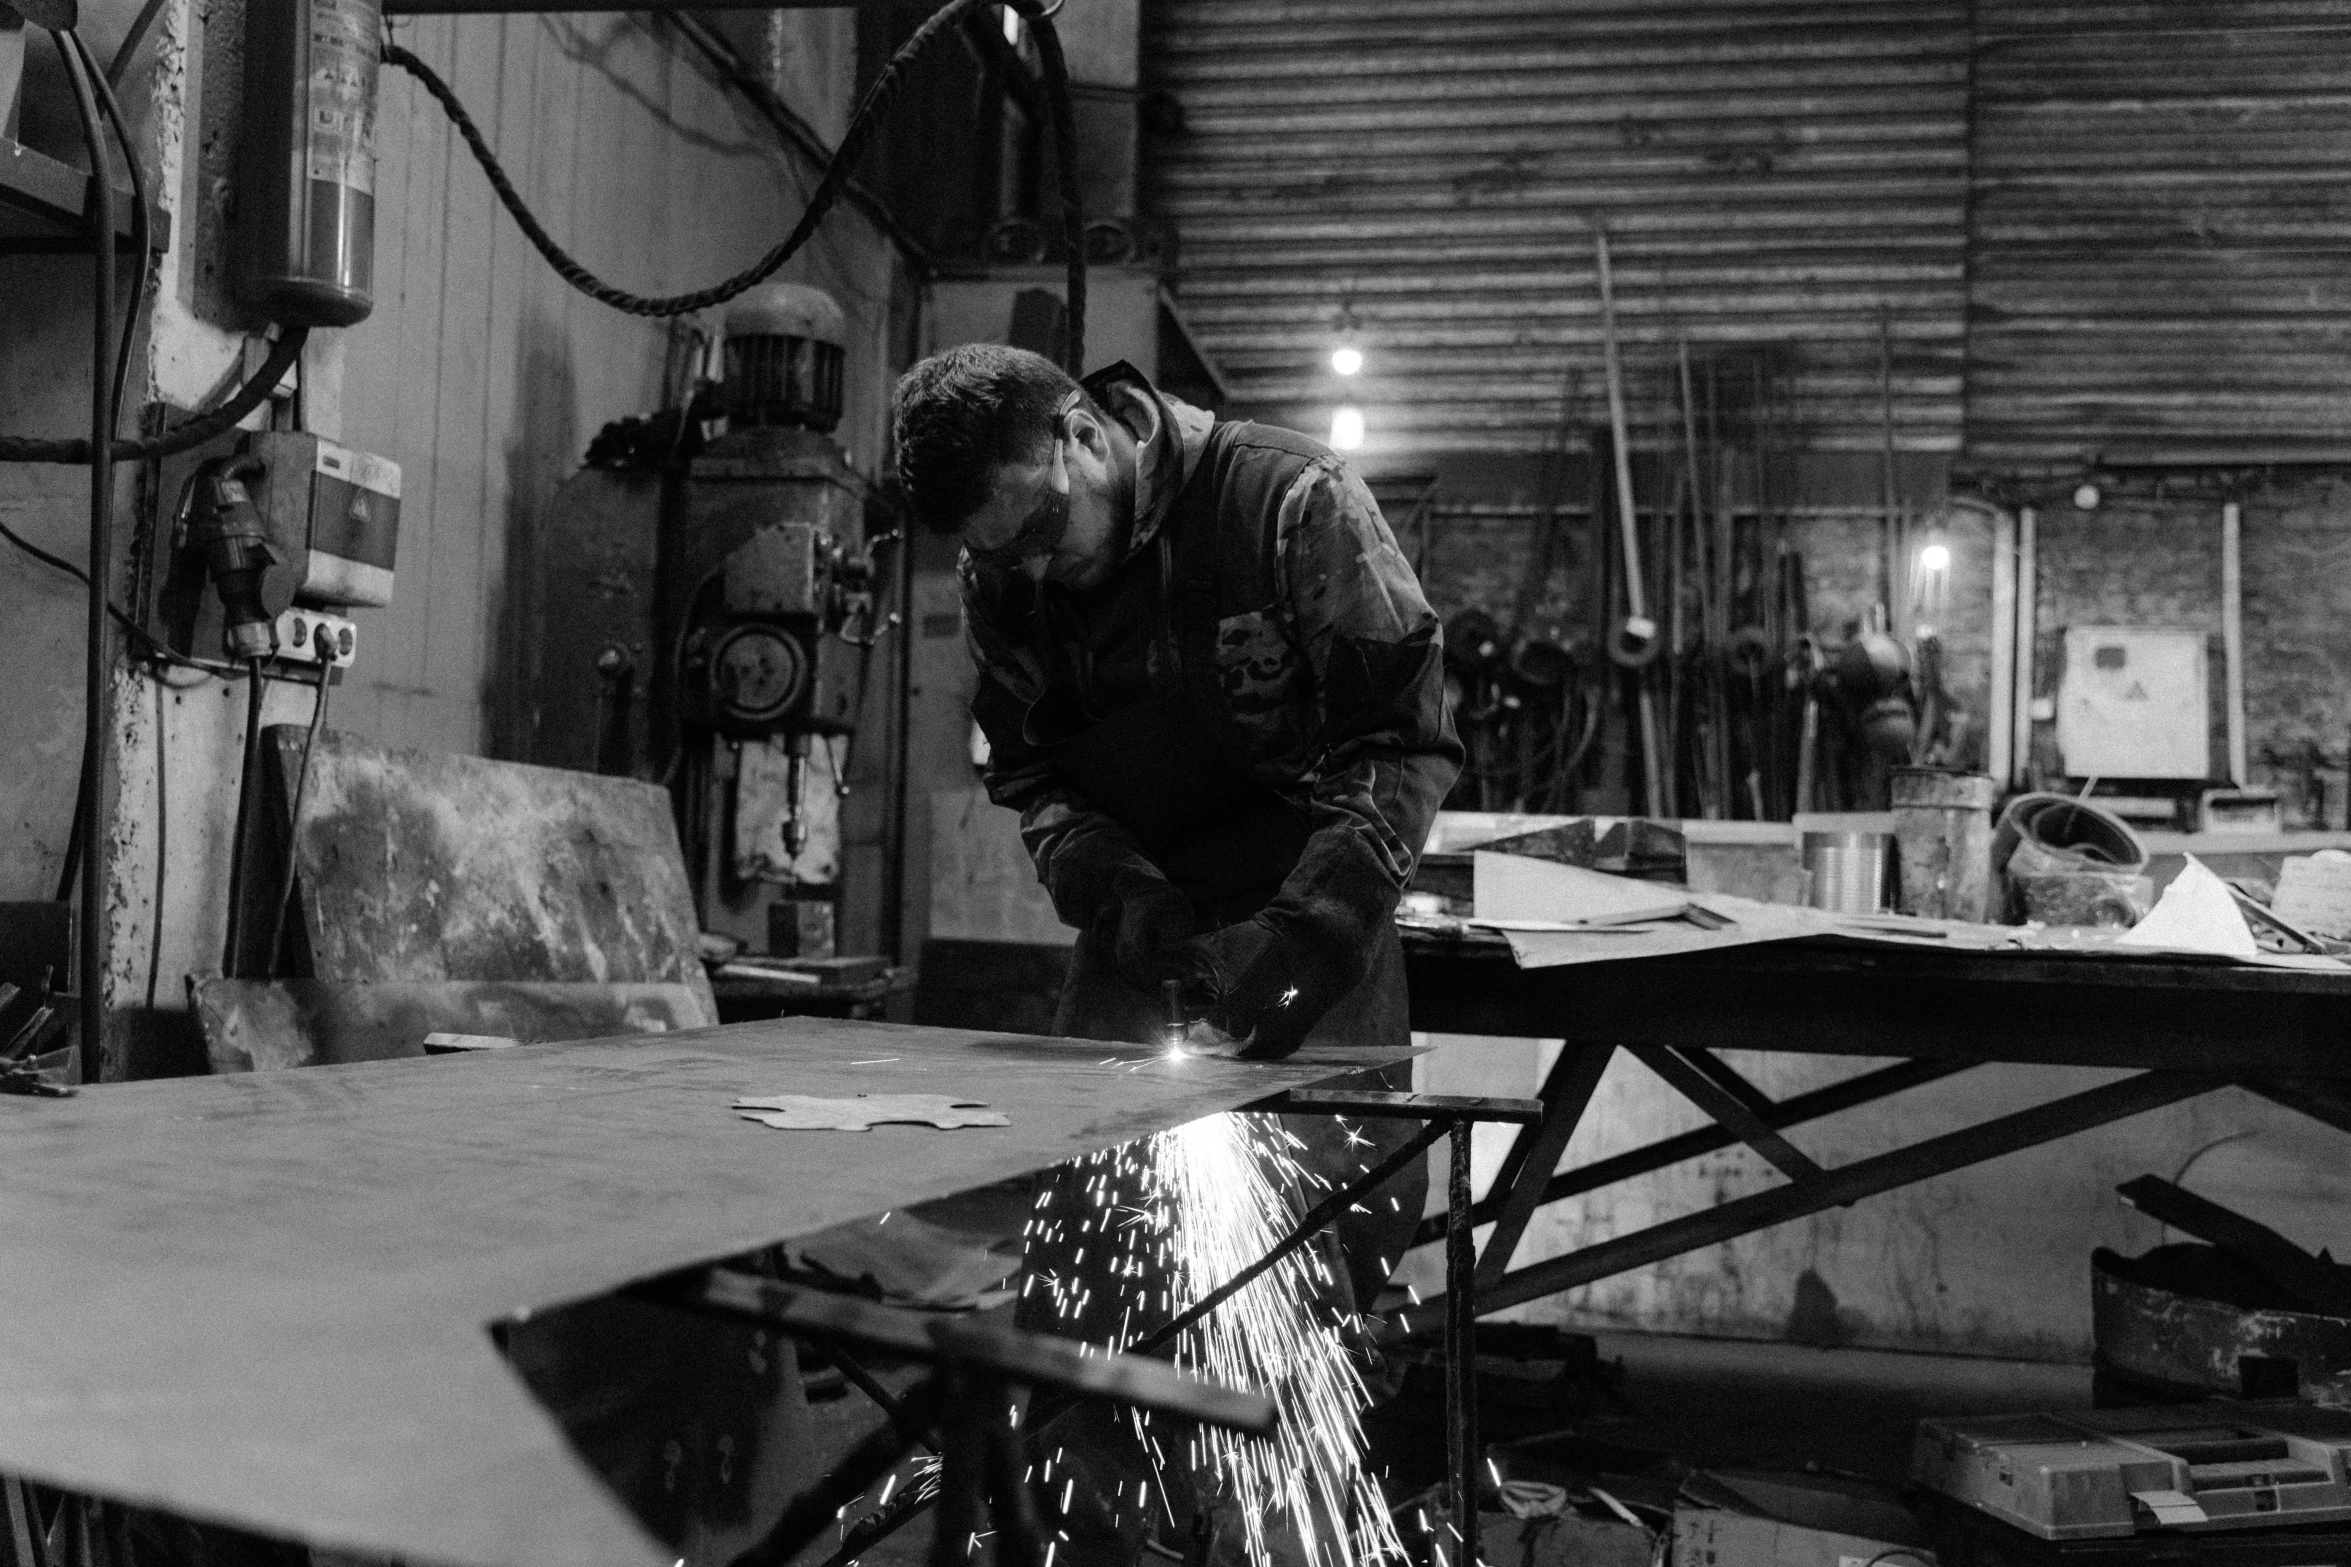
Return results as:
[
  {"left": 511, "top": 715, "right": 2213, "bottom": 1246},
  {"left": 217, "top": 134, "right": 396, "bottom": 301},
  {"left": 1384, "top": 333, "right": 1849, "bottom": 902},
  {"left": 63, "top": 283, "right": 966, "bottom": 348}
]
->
[{"left": 306, "top": 0, "right": 381, "bottom": 197}]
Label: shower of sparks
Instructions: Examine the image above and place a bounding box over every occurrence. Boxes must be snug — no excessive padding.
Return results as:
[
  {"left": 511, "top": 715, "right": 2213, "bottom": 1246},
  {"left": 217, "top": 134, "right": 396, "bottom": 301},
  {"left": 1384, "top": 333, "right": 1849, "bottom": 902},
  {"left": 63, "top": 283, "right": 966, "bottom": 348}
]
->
[{"left": 1026, "top": 1111, "right": 1405, "bottom": 1567}]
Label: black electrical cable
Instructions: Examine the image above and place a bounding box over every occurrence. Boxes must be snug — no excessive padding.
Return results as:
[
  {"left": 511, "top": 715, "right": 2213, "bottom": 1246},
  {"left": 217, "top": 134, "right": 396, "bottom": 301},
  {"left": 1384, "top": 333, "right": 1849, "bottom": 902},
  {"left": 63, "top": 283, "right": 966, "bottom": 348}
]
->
[
  {"left": 1008, "top": 0, "right": 1085, "bottom": 374},
  {"left": 221, "top": 660, "right": 269, "bottom": 977},
  {"left": 264, "top": 659, "right": 333, "bottom": 978},
  {"left": 0, "top": 327, "right": 307, "bottom": 465},
  {"left": 0, "top": 517, "right": 257, "bottom": 678},
  {"left": 381, "top": 0, "right": 981, "bottom": 319},
  {"left": 55, "top": 29, "right": 115, "bottom": 1081},
  {"left": 76, "top": 32, "right": 150, "bottom": 440},
  {"left": 48, "top": 32, "right": 153, "bottom": 961},
  {"left": 666, "top": 13, "right": 931, "bottom": 271},
  {"left": 386, "top": 0, "right": 1087, "bottom": 370}
]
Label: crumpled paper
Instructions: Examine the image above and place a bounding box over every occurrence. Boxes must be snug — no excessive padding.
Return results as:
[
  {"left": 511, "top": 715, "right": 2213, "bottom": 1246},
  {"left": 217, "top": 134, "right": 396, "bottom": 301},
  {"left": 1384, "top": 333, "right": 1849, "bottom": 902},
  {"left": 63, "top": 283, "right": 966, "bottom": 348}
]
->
[{"left": 733, "top": 1092, "right": 1009, "bottom": 1132}]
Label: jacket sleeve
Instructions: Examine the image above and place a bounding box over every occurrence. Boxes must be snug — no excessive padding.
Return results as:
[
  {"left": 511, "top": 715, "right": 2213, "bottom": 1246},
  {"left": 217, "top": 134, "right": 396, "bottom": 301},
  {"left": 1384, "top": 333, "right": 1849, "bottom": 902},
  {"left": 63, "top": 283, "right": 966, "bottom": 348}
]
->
[
  {"left": 962, "top": 563, "right": 1183, "bottom": 937},
  {"left": 1258, "top": 460, "right": 1464, "bottom": 972}
]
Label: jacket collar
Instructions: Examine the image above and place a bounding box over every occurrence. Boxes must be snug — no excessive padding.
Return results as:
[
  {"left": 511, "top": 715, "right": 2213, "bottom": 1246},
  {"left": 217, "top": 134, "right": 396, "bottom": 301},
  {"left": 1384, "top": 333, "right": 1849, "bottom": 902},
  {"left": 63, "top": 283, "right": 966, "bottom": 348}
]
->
[{"left": 1081, "top": 361, "right": 1215, "bottom": 565}]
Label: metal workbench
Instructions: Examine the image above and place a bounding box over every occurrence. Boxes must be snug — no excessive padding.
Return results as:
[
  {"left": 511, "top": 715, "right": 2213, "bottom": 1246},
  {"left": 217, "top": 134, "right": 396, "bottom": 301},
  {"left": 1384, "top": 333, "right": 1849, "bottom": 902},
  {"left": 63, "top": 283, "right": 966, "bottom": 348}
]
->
[
  {"left": 1401, "top": 927, "right": 2351, "bottom": 1319},
  {"left": 0, "top": 1017, "right": 1414, "bottom": 1567}
]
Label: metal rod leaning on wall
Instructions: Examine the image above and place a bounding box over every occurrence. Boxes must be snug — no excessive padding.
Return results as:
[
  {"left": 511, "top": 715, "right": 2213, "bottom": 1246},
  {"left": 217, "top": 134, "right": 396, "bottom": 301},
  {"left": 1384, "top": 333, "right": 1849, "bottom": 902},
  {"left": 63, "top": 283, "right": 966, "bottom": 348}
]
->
[
  {"left": 1591, "top": 221, "right": 1667, "bottom": 816},
  {"left": 2012, "top": 506, "right": 2038, "bottom": 788}
]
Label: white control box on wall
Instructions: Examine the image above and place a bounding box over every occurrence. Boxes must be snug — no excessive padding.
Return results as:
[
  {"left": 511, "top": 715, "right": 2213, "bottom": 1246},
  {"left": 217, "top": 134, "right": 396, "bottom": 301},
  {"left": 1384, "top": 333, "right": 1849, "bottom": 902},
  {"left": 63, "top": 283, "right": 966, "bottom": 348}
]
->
[{"left": 2055, "top": 626, "right": 2210, "bottom": 779}]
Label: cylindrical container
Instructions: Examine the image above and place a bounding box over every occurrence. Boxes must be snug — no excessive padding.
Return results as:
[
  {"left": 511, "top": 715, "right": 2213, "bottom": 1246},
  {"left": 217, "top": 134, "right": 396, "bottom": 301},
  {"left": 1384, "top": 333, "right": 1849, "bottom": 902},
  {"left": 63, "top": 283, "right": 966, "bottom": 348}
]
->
[
  {"left": 1803, "top": 829, "right": 1891, "bottom": 914},
  {"left": 236, "top": 0, "right": 380, "bottom": 327},
  {"left": 1891, "top": 768, "right": 2002, "bottom": 921}
]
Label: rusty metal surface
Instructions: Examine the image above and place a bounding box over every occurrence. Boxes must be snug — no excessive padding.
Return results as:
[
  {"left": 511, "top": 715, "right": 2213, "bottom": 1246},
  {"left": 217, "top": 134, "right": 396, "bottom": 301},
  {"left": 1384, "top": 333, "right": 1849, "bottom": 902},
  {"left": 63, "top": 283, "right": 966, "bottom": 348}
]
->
[
  {"left": 2094, "top": 1245, "right": 2351, "bottom": 1407},
  {"left": 1145, "top": 0, "right": 1970, "bottom": 456},
  {"left": 1965, "top": 2, "right": 2351, "bottom": 466},
  {"left": 279, "top": 731, "right": 717, "bottom": 1021},
  {"left": 191, "top": 978, "right": 708, "bottom": 1071},
  {"left": 0, "top": 1017, "right": 1414, "bottom": 1567}
]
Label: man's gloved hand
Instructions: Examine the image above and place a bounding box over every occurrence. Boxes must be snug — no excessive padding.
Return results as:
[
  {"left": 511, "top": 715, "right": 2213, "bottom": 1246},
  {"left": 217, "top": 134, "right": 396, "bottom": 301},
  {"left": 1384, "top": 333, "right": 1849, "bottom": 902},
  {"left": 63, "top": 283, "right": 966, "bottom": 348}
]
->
[
  {"left": 1164, "top": 913, "right": 1360, "bottom": 1060},
  {"left": 1095, "top": 872, "right": 1202, "bottom": 991}
]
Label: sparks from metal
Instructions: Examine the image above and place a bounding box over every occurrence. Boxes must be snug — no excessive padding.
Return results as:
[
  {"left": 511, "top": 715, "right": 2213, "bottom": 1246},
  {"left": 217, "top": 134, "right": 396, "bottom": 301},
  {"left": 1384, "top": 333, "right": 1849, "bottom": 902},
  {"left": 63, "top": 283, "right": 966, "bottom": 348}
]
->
[{"left": 1030, "top": 1113, "right": 1406, "bottom": 1567}]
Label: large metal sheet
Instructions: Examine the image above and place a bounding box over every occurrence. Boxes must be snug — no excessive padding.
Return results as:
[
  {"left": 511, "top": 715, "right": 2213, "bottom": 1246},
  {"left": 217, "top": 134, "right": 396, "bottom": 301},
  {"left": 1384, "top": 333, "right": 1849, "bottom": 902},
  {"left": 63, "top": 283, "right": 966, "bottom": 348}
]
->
[{"left": 0, "top": 1017, "right": 1415, "bottom": 1567}]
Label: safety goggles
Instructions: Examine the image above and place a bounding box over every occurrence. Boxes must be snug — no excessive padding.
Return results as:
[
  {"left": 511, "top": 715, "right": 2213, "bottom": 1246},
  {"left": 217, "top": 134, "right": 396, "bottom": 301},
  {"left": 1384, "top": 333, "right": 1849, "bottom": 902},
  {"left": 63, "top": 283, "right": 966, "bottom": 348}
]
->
[{"left": 964, "top": 391, "right": 1084, "bottom": 570}]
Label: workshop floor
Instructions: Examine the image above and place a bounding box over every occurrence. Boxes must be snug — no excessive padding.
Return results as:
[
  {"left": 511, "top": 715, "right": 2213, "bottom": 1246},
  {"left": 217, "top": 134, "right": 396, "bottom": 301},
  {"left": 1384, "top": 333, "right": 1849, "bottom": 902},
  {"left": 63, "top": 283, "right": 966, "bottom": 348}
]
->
[{"left": 799, "top": 1330, "right": 2093, "bottom": 1565}]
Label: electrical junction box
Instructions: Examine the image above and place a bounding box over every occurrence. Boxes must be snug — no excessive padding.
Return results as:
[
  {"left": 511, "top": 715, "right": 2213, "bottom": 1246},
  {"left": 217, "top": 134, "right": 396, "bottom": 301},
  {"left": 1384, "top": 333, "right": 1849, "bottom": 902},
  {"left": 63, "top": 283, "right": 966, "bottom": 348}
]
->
[
  {"left": 159, "top": 431, "right": 400, "bottom": 666},
  {"left": 247, "top": 432, "right": 401, "bottom": 608},
  {"left": 2055, "top": 627, "right": 2209, "bottom": 780}
]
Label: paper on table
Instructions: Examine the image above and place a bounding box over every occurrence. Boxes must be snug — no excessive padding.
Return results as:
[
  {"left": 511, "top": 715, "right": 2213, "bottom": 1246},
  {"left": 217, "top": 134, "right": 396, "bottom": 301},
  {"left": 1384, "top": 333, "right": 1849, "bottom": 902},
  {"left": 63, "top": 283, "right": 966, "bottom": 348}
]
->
[
  {"left": 2117, "top": 855, "right": 2258, "bottom": 959},
  {"left": 1473, "top": 852, "right": 1689, "bottom": 927},
  {"left": 2275, "top": 852, "right": 2351, "bottom": 940}
]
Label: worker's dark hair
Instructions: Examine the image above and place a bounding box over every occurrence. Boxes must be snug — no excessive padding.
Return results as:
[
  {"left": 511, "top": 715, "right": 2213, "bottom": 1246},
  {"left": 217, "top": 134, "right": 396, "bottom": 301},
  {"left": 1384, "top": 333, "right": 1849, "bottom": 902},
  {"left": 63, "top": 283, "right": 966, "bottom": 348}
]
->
[{"left": 893, "top": 344, "right": 1080, "bottom": 535}]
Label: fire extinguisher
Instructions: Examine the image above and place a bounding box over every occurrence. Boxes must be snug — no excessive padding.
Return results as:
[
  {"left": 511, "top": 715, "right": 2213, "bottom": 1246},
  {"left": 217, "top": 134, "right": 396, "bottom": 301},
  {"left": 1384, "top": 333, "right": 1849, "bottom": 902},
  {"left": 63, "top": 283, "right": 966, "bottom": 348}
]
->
[{"left": 236, "top": 0, "right": 381, "bottom": 327}]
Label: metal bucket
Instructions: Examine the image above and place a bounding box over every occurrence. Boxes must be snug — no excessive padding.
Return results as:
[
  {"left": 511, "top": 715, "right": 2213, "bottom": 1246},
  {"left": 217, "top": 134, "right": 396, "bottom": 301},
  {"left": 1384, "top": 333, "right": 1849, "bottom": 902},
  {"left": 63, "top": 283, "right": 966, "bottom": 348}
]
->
[{"left": 1803, "top": 829, "right": 1891, "bottom": 915}]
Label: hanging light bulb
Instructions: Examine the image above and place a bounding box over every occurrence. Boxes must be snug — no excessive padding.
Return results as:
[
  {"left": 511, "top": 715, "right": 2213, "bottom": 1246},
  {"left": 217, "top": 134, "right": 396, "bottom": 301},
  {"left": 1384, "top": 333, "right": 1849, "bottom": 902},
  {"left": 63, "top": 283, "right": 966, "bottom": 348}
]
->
[
  {"left": 1330, "top": 345, "right": 1363, "bottom": 377},
  {"left": 1918, "top": 541, "right": 1951, "bottom": 572},
  {"left": 1329, "top": 406, "right": 1365, "bottom": 451}
]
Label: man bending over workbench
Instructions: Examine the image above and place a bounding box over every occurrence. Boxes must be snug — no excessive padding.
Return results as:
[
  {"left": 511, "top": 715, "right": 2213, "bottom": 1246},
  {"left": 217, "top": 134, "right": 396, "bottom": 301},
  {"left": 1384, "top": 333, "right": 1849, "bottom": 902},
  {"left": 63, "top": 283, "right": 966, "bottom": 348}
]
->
[{"left": 893, "top": 346, "right": 1462, "bottom": 1556}]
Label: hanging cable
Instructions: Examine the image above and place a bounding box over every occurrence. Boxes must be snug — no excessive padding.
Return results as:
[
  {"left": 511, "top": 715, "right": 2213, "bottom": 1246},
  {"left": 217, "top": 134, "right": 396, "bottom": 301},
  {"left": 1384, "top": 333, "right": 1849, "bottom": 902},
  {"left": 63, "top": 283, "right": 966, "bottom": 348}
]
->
[
  {"left": 76, "top": 32, "right": 150, "bottom": 438},
  {"left": 384, "top": 0, "right": 1087, "bottom": 369},
  {"left": 53, "top": 29, "right": 115, "bottom": 1079},
  {"left": 380, "top": 0, "right": 981, "bottom": 319},
  {"left": 666, "top": 14, "right": 931, "bottom": 271},
  {"left": 220, "top": 660, "right": 270, "bottom": 978},
  {"left": 1008, "top": 0, "right": 1085, "bottom": 374},
  {"left": 0, "top": 327, "right": 307, "bottom": 466},
  {"left": 264, "top": 658, "right": 333, "bottom": 978}
]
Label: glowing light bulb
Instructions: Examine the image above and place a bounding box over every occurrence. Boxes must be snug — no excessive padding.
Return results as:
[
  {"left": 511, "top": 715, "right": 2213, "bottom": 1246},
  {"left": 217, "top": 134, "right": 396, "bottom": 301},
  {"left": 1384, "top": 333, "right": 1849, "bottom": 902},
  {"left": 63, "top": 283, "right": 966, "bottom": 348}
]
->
[
  {"left": 1918, "top": 542, "right": 1952, "bottom": 572},
  {"left": 1330, "top": 406, "right": 1365, "bottom": 451},
  {"left": 1330, "top": 346, "right": 1363, "bottom": 376}
]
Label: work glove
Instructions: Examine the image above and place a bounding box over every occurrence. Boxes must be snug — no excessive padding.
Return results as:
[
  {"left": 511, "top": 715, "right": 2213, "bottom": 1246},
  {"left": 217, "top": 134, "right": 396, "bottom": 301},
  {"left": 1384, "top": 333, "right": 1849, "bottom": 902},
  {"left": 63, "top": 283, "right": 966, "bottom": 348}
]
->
[
  {"left": 1166, "top": 912, "right": 1359, "bottom": 1060},
  {"left": 1094, "top": 871, "right": 1204, "bottom": 991}
]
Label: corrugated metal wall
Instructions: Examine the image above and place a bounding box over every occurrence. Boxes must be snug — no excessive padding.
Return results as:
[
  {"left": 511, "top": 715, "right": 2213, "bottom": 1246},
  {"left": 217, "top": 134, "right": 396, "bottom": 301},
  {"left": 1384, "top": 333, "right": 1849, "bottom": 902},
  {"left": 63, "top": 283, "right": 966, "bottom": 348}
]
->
[
  {"left": 1964, "top": 3, "right": 2351, "bottom": 467},
  {"left": 1142, "top": 0, "right": 1971, "bottom": 462}
]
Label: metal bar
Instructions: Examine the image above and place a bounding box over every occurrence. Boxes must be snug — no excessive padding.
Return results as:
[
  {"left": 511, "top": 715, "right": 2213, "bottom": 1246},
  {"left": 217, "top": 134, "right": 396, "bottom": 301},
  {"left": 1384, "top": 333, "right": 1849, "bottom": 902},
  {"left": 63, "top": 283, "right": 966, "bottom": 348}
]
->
[
  {"left": 1444, "top": 1124, "right": 1479, "bottom": 1567},
  {"left": 827, "top": 1345, "right": 935, "bottom": 1453},
  {"left": 730, "top": 1374, "right": 943, "bottom": 1567},
  {"left": 1627, "top": 1042, "right": 1824, "bottom": 1183},
  {"left": 1470, "top": 1043, "right": 1613, "bottom": 1287},
  {"left": 2012, "top": 506, "right": 2038, "bottom": 789},
  {"left": 639, "top": 1269, "right": 1275, "bottom": 1433},
  {"left": 818, "top": 1115, "right": 1453, "bottom": 1566},
  {"left": 2117, "top": 1175, "right": 2351, "bottom": 1317},
  {"left": 1272, "top": 1089, "right": 1545, "bottom": 1125},
  {"left": 1421, "top": 1058, "right": 1972, "bottom": 1249},
  {"left": 1442, "top": 1071, "right": 2216, "bottom": 1318},
  {"left": 1130, "top": 1117, "right": 1449, "bottom": 1358},
  {"left": 2223, "top": 500, "right": 2248, "bottom": 786}
]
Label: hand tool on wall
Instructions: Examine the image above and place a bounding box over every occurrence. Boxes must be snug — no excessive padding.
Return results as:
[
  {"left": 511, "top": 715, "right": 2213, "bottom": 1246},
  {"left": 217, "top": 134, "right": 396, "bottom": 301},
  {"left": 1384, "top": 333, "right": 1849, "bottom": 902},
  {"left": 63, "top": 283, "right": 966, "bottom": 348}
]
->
[{"left": 1592, "top": 222, "right": 1666, "bottom": 817}]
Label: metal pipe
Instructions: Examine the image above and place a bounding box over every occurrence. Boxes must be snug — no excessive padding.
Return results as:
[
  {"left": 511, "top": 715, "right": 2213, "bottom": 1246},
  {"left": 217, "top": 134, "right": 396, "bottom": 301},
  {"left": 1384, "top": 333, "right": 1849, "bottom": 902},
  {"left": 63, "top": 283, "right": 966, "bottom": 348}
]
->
[
  {"left": 1444, "top": 1124, "right": 1479, "bottom": 1567},
  {"left": 2223, "top": 500, "right": 2247, "bottom": 786},
  {"left": 1592, "top": 222, "right": 1666, "bottom": 815},
  {"left": 2011, "top": 506, "right": 2037, "bottom": 789},
  {"left": 1988, "top": 507, "right": 2017, "bottom": 787}
]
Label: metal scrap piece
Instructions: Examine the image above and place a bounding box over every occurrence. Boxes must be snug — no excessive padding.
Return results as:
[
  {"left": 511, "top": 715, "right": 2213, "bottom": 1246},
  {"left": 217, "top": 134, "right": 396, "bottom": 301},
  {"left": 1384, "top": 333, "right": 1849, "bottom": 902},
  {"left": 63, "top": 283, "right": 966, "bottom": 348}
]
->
[{"left": 734, "top": 1092, "right": 1009, "bottom": 1132}]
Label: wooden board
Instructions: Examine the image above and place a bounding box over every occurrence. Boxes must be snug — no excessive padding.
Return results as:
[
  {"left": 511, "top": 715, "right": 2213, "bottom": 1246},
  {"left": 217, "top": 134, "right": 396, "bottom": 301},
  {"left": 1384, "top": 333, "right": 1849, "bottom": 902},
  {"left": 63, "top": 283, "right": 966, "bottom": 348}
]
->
[
  {"left": 272, "top": 731, "right": 715, "bottom": 1020},
  {"left": 191, "top": 979, "right": 709, "bottom": 1072},
  {"left": 0, "top": 1017, "right": 1416, "bottom": 1567}
]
